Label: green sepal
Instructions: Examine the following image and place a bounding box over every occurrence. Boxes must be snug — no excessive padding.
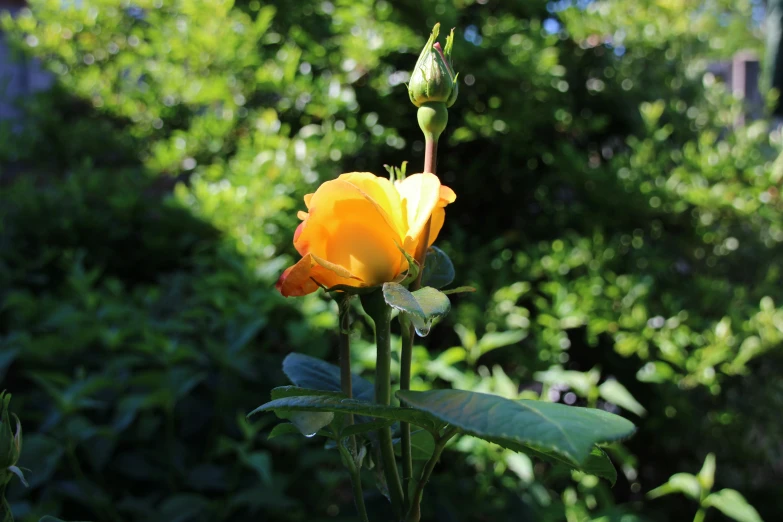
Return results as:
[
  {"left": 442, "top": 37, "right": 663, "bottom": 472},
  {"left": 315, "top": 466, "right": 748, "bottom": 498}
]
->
[
  {"left": 396, "top": 246, "right": 420, "bottom": 286},
  {"left": 408, "top": 23, "right": 459, "bottom": 109},
  {"left": 420, "top": 246, "right": 455, "bottom": 289},
  {"left": 382, "top": 283, "right": 451, "bottom": 337}
]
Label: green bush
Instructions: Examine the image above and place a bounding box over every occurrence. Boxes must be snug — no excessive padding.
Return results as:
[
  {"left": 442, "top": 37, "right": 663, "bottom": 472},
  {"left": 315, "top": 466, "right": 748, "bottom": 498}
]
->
[{"left": 0, "top": 0, "right": 779, "bottom": 521}]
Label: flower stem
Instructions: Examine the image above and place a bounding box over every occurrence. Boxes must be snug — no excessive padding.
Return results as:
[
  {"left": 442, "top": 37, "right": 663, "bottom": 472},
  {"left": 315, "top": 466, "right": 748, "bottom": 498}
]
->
[
  {"left": 423, "top": 136, "right": 438, "bottom": 174},
  {"left": 405, "top": 427, "right": 458, "bottom": 522},
  {"left": 361, "top": 291, "right": 405, "bottom": 517},
  {"left": 336, "top": 297, "right": 370, "bottom": 521},
  {"left": 399, "top": 109, "right": 442, "bottom": 510},
  {"left": 338, "top": 297, "right": 355, "bottom": 447},
  {"left": 399, "top": 316, "right": 414, "bottom": 509}
]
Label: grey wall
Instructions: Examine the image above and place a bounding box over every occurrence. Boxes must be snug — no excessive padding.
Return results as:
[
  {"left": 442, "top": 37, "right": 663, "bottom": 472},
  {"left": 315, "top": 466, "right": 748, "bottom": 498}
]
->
[{"left": 0, "top": 5, "right": 52, "bottom": 122}]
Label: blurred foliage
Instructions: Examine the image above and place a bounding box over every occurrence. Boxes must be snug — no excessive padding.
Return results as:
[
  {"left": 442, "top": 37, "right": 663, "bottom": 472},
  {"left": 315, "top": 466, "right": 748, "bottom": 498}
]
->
[{"left": 0, "top": 0, "right": 780, "bottom": 521}]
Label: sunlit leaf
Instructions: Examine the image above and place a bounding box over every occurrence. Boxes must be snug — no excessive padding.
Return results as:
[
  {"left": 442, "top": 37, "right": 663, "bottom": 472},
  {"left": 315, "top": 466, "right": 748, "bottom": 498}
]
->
[
  {"left": 397, "top": 389, "right": 634, "bottom": 482},
  {"left": 704, "top": 489, "right": 763, "bottom": 522}
]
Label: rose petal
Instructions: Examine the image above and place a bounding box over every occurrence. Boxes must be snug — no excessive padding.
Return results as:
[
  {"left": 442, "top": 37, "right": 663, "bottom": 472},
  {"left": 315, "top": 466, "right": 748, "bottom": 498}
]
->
[
  {"left": 276, "top": 254, "right": 320, "bottom": 297},
  {"left": 339, "top": 172, "right": 406, "bottom": 237},
  {"left": 294, "top": 178, "right": 404, "bottom": 286}
]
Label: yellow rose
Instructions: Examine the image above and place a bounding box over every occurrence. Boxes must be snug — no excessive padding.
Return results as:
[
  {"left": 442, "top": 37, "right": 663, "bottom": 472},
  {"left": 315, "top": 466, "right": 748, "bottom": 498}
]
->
[{"left": 276, "top": 172, "right": 456, "bottom": 297}]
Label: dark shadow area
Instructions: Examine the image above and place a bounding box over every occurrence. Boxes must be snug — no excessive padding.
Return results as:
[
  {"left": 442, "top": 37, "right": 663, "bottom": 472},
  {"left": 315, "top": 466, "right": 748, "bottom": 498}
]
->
[{"left": 0, "top": 77, "right": 335, "bottom": 522}]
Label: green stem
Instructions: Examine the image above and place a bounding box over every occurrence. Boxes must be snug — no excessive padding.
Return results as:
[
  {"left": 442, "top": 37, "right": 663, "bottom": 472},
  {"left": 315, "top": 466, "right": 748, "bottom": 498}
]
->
[
  {"left": 399, "top": 317, "right": 414, "bottom": 509},
  {"left": 405, "top": 428, "right": 458, "bottom": 522},
  {"left": 417, "top": 102, "right": 448, "bottom": 161},
  {"left": 399, "top": 104, "right": 443, "bottom": 511},
  {"left": 338, "top": 297, "right": 355, "bottom": 450},
  {"left": 337, "top": 441, "right": 370, "bottom": 522},
  {"left": 1, "top": 481, "right": 12, "bottom": 522},
  {"left": 423, "top": 136, "right": 438, "bottom": 174},
  {"left": 349, "top": 468, "right": 370, "bottom": 522},
  {"left": 361, "top": 291, "right": 405, "bottom": 517},
  {"left": 693, "top": 507, "right": 706, "bottom": 522},
  {"left": 337, "top": 296, "right": 369, "bottom": 522}
]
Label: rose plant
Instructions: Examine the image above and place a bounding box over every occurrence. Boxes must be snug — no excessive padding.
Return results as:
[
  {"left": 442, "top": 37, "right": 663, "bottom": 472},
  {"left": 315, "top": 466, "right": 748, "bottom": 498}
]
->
[{"left": 251, "top": 24, "right": 636, "bottom": 522}]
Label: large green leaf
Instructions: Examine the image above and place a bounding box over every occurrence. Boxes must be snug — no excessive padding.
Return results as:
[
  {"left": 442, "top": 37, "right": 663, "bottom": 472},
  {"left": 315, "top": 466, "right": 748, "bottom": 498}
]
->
[
  {"left": 397, "top": 389, "right": 635, "bottom": 470},
  {"left": 704, "top": 489, "right": 763, "bottom": 522},
  {"left": 282, "top": 353, "right": 374, "bottom": 401},
  {"left": 382, "top": 283, "right": 450, "bottom": 336},
  {"left": 248, "top": 394, "right": 444, "bottom": 432},
  {"left": 420, "top": 246, "right": 455, "bottom": 289}
]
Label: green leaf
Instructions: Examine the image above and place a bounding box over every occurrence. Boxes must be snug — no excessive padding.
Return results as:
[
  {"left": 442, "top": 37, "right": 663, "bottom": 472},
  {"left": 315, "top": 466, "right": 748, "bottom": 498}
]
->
[
  {"left": 394, "top": 429, "right": 435, "bottom": 460},
  {"left": 7, "top": 465, "right": 28, "bottom": 487},
  {"left": 507, "top": 443, "right": 617, "bottom": 485},
  {"left": 268, "top": 387, "right": 338, "bottom": 436},
  {"left": 598, "top": 379, "right": 647, "bottom": 417},
  {"left": 704, "top": 489, "right": 763, "bottom": 522},
  {"left": 578, "top": 448, "right": 617, "bottom": 485},
  {"left": 636, "top": 361, "right": 675, "bottom": 383},
  {"left": 698, "top": 453, "right": 716, "bottom": 491},
  {"left": 383, "top": 282, "right": 426, "bottom": 326},
  {"left": 535, "top": 367, "right": 599, "bottom": 397},
  {"left": 441, "top": 286, "right": 476, "bottom": 295},
  {"left": 248, "top": 394, "right": 443, "bottom": 432},
  {"left": 476, "top": 330, "right": 527, "bottom": 358},
  {"left": 396, "top": 246, "right": 420, "bottom": 285},
  {"left": 282, "top": 353, "right": 374, "bottom": 401},
  {"left": 420, "top": 246, "right": 455, "bottom": 289},
  {"left": 412, "top": 287, "right": 451, "bottom": 328},
  {"left": 396, "top": 389, "right": 635, "bottom": 468},
  {"left": 39, "top": 518, "right": 91, "bottom": 522},
  {"left": 253, "top": 6, "right": 276, "bottom": 35},
  {"left": 382, "top": 283, "right": 450, "bottom": 336},
  {"left": 267, "top": 423, "right": 302, "bottom": 440},
  {"left": 241, "top": 451, "right": 273, "bottom": 485},
  {"left": 341, "top": 418, "right": 394, "bottom": 438},
  {"left": 648, "top": 472, "right": 701, "bottom": 500},
  {"left": 270, "top": 386, "right": 345, "bottom": 400},
  {"left": 284, "top": 411, "right": 334, "bottom": 436},
  {"left": 18, "top": 434, "right": 64, "bottom": 489}
]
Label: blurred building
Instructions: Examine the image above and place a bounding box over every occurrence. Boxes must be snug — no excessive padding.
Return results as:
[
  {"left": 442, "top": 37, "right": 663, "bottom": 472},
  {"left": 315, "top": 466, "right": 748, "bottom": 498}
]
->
[
  {"left": 708, "top": 51, "right": 763, "bottom": 125},
  {"left": 0, "top": 0, "right": 51, "bottom": 122}
]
